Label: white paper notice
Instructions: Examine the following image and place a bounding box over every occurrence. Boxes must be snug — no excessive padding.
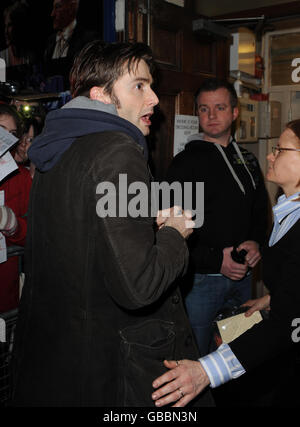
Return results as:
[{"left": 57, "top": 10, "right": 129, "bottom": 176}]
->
[
  {"left": 0, "top": 151, "right": 18, "bottom": 182},
  {"left": 0, "top": 126, "right": 18, "bottom": 157},
  {"left": 173, "top": 115, "right": 199, "bottom": 156},
  {"left": 164, "top": 0, "right": 184, "bottom": 6}
]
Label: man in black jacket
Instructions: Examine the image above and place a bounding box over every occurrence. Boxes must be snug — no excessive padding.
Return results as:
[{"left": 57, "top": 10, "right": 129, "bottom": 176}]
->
[
  {"left": 12, "top": 41, "right": 214, "bottom": 407},
  {"left": 166, "top": 78, "right": 269, "bottom": 356}
]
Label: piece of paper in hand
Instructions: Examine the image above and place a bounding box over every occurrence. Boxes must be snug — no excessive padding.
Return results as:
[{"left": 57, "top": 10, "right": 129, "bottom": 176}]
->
[
  {"left": 0, "top": 232, "right": 7, "bottom": 264},
  {"left": 0, "top": 151, "right": 18, "bottom": 182},
  {"left": 0, "top": 126, "right": 18, "bottom": 157},
  {"left": 0, "top": 189, "right": 7, "bottom": 263},
  {"left": 217, "top": 311, "right": 263, "bottom": 344}
]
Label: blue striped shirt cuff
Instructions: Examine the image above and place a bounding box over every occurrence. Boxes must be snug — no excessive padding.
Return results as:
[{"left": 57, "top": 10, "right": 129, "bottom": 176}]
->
[{"left": 199, "top": 343, "right": 246, "bottom": 388}]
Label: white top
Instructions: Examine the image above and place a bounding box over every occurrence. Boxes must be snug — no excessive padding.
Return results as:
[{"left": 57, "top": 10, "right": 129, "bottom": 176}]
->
[
  {"left": 269, "top": 191, "right": 300, "bottom": 246},
  {"left": 52, "top": 19, "right": 77, "bottom": 59}
]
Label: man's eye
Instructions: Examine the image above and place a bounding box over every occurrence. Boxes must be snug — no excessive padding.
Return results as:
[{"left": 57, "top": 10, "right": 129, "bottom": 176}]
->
[
  {"left": 199, "top": 107, "right": 208, "bottom": 113},
  {"left": 136, "top": 83, "right": 143, "bottom": 90},
  {"left": 217, "top": 106, "right": 225, "bottom": 111}
]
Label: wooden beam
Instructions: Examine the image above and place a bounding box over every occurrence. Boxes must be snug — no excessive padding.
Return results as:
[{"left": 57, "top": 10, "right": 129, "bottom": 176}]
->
[{"left": 214, "top": 1, "right": 300, "bottom": 20}]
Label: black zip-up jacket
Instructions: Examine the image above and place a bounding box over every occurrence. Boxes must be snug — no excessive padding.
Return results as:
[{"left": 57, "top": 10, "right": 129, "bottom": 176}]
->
[{"left": 166, "top": 137, "right": 269, "bottom": 274}]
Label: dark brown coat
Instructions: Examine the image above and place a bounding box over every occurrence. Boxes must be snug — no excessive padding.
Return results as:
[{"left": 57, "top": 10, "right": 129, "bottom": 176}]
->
[{"left": 12, "top": 131, "right": 214, "bottom": 407}]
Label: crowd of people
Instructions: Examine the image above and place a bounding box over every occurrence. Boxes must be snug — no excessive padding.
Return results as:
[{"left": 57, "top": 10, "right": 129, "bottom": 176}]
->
[
  {"left": 0, "top": 99, "right": 44, "bottom": 313},
  {"left": 0, "top": 38, "right": 299, "bottom": 408}
]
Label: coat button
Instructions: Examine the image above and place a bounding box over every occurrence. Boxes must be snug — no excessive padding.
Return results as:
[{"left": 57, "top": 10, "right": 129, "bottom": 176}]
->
[{"left": 172, "top": 294, "right": 180, "bottom": 304}]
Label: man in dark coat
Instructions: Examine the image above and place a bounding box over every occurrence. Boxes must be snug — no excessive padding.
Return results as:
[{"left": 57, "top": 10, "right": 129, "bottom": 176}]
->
[{"left": 12, "top": 41, "right": 214, "bottom": 407}]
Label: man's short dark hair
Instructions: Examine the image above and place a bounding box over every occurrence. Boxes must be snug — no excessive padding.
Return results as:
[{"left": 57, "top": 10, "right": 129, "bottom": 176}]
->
[
  {"left": 194, "top": 78, "right": 238, "bottom": 110},
  {"left": 69, "top": 40, "right": 156, "bottom": 98}
]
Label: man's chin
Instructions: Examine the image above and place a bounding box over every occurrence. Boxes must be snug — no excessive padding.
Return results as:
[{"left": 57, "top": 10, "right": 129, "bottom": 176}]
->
[
  {"left": 139, "top": 126, "right": 150, "bottom": 136},
  {"left": 204, "top": 129, "right": 230, "bottom": 140}
]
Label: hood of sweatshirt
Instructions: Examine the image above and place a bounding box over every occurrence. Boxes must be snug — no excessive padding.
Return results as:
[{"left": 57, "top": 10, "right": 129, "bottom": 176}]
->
[
  {"left": 187, "top": 132, "right": 205, "bottom": 143},
  {"left": 184, "top": 133, "right": 215, "bottom": 153},
  {"left": 28, "top": 96, "right": 148, "bottom": 172},
  {"left": 185, "top": 132, "right": 235, "bottom": 152}
]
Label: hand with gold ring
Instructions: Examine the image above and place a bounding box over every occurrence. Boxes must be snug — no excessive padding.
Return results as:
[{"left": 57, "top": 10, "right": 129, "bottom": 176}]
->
[{"left": 152, "top": 359, "right": 210, "bottom": 407}]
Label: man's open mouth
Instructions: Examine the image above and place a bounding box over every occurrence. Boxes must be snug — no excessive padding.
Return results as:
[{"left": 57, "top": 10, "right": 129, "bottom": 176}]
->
[{"left": 141, "top": 113, "right": 153, "bottom": 125}]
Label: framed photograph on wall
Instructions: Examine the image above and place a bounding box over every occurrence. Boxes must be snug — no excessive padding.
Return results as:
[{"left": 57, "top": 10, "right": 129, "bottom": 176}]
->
[{"left": 0, "top": 0, "right": 114, "bottom": 94}]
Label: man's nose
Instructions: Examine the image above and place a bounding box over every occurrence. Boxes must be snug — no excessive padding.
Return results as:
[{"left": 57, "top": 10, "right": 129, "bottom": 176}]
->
[
  {"left": 148, "top": 88, "right": 159, "bottom": 107},
  {"left": 208, "top": 108, "right": 216, "bottom": 119}
]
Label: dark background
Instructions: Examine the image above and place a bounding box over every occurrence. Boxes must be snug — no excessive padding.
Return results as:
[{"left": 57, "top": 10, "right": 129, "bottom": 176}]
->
[{"left": 0, "top": 0, "right": 104, "bottom": 92}]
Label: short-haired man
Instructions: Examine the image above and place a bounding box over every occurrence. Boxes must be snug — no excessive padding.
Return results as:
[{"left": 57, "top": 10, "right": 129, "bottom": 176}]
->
[
  {"left": 166, "top": 78, "right": 269, "bottom": 356},
  {"left": 12, "top": 41, "right": 214, "bottom": 407}
]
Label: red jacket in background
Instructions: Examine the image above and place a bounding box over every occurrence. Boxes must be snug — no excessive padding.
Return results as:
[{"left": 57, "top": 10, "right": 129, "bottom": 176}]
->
[{"left": 0, "top": 165, "right": 32, "bottom": 313}]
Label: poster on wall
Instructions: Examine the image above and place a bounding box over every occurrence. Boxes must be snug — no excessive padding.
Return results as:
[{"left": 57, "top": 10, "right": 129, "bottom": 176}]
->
[
  {"left": 164, "top": 0, "right": 184, "bottom": 7},
  {"left": 173, "top": 114, "right": 199, "bottom": 156},
  {"left": 0, "top": 0, "right": 105, "bottom": 93}
]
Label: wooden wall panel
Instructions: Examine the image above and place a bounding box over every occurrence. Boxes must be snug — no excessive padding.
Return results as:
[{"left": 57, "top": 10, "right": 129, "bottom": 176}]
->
[
  {"left": 127, "top": 0, "right": 231, "bottom": 179},
  {"left": 151, "top": 28, "right": 182, "bottom": 70},
  {"left": 178, "top": 91, "right": 196, "bottom": 115},
  {"left": 149, "top": 94, "right": 177, "bottom": 180}
]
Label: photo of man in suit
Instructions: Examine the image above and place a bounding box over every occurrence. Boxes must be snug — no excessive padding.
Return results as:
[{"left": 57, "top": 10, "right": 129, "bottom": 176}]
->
[{"left": 44, "top": 0, "right": 98, "bottom": 62}]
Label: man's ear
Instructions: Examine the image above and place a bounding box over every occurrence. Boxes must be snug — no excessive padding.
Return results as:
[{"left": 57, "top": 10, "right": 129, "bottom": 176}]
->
[
  {"left": 89, "top": 86, "right": 112, "bottom": 104},
  {"left": 232, "top": 107, "right": 239, "bottom": 122}
]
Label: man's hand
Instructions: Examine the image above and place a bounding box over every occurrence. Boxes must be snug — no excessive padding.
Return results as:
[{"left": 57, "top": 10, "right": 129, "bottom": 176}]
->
[
  {"left": 156, "top": 206, "right": 194, "bottom": 239},
  {"left": 220, "top": 246, "right": 248, "bottom": 281},
  {"left": 242, "top": 294, "right": 271, "bottom": 317},
  {"left": 152, "top": 359, "right": 210, "bottom": 407},
  {"left": 237, "top": 240, "right": 261, "bottom": 268}
]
